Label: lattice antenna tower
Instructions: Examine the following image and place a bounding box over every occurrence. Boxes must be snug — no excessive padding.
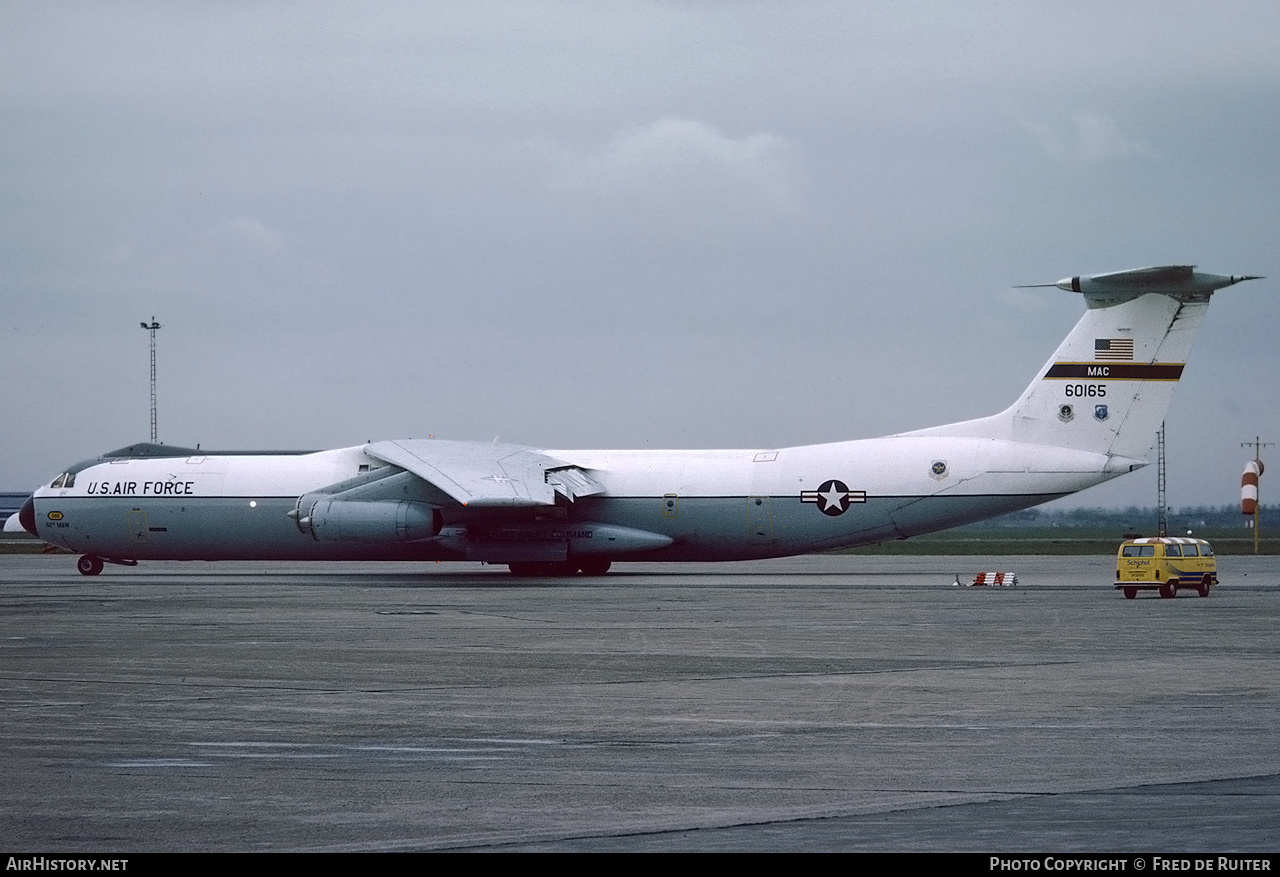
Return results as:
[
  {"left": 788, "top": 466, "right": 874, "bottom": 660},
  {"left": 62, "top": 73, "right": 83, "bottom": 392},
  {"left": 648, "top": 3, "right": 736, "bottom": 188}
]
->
[
  {"left": 140, "top": 317, "right": 161, "bottom": 442},
  {"left": 1156, "top": 422, "right": 1167, "bottom": 537}
]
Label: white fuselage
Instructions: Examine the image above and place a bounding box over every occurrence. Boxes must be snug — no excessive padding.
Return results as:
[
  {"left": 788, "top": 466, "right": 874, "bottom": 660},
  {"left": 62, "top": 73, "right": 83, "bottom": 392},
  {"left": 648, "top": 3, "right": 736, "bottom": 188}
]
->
[{"left": 29, "top": 434, "right": 1131, "bottom": 563}]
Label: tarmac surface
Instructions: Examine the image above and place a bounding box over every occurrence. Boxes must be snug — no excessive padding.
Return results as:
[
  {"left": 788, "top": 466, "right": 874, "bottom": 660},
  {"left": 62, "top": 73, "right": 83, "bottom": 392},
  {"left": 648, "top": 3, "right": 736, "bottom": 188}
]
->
[{"left": 1, "top": 553, "right": 1278, "bottom": 852}]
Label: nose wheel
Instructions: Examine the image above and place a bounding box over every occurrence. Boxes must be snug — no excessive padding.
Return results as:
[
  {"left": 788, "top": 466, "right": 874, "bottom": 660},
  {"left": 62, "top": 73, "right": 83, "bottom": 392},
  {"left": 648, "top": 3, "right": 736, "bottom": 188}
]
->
[{"left": 77, "top": 555, "right": 104, "bottom": 576}]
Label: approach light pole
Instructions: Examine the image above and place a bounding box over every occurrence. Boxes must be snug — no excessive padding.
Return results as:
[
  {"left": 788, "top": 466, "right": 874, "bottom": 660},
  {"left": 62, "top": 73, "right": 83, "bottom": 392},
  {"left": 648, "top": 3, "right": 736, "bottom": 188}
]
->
[{"left": 140, "top": 317, "right": 161, "bottom": 442}]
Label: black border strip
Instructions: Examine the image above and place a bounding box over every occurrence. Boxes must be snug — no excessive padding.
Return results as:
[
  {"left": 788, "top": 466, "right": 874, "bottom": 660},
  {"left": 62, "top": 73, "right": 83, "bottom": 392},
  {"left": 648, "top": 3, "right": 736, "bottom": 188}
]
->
[{"left": 1043, "top": 362, "right": 1184, "bottom": 380}]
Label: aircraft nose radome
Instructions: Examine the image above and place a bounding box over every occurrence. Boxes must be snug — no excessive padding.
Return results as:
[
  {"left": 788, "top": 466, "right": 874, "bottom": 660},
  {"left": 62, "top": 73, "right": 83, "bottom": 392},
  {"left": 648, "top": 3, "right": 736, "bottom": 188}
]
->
[{"left": 18, "top": 496, "right": 37, "bottom": 537}]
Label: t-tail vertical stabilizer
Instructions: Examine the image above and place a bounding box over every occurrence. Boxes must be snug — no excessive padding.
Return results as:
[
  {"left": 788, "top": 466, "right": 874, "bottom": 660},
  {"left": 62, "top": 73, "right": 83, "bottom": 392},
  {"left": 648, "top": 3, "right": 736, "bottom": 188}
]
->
[{"left": 910, "top": 266, "right": 1260, "bottom": 463}]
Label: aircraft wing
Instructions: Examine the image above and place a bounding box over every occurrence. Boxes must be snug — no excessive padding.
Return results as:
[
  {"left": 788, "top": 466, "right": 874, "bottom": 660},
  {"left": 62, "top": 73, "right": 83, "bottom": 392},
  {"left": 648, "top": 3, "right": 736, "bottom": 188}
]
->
[{"left": 363, "top": 439, "right": 604, "bottom": 508}]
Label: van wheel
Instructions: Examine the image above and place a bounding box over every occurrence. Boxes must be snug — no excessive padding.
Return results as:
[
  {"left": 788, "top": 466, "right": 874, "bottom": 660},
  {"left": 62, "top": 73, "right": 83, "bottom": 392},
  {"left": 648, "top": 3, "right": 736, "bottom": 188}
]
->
[
  {"left": 1123, "top": 587, "right": 1137, "bottom": 600},
  {"left": 77, "top": 554, "right": 104, "bottom": 576},
  {"left": 1160, "top": 580, "right": 1177, "bottom": 599},
  {"left": 1198, "top": 576, "right": 1211, "bottom": 598}
]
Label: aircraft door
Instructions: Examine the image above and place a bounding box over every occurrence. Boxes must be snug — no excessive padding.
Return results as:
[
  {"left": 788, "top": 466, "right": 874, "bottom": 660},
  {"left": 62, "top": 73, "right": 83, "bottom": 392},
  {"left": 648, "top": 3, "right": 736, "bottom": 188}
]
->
[
  {"left": 747, "top": 496, "right": 772, "bottom": 543},
  {"left": 747, "top": 451, "right": 778, "bottom": 544},
  {"left": 126, "top": 509, "right": 149, "bottom": 543}
]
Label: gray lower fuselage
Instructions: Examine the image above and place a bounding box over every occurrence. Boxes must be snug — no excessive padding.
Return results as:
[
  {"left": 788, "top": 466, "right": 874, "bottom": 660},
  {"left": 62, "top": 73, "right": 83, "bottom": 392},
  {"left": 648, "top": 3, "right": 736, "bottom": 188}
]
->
[
  {"left": 28, "top": 436, "right": 1119, "bottom": 564},
  {"left": 32, "top": 491, "right": 1068, "bottom": 563}
]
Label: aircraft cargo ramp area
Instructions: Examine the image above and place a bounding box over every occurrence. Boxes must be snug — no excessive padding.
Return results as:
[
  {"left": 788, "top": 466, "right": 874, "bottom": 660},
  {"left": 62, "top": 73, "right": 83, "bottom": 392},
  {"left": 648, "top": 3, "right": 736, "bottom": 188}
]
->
[{"left": 2, "top": 554, "right": 1278, "bottom": 852}]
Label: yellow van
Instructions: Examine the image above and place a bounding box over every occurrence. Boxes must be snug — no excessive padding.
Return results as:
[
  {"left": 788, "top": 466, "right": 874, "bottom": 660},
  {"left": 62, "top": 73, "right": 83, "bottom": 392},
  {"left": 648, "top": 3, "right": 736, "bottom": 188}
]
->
[{"left": 1115, "top": 537, "right": 1217, "bottom": 599}]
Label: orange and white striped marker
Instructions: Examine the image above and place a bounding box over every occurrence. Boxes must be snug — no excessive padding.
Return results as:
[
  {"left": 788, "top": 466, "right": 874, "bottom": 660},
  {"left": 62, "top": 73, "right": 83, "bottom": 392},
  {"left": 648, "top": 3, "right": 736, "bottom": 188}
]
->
[{"left": 1242, "top": 460, "right": 1264, "bottom": 515}]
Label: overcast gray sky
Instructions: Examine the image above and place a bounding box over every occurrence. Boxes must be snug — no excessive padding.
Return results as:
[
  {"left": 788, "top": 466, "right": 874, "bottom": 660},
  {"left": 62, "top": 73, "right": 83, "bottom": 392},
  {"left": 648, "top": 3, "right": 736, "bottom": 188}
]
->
[{"left": 3, "top": 1, "right": 1278, "bottom": 511}]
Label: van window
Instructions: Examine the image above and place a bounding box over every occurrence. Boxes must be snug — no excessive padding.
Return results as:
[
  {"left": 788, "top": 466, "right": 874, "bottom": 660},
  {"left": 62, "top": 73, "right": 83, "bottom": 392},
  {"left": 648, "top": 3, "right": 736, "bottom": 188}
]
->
[
  {"left": 1165, "top": 544, "right": 1183, "bottom": 557},
  {"left": 1122, "top": 545, "right": 1155, "bottom": 557},
  {"left": 1182, "top": 544, "right": 1200, "bottom": 557},
  {"left": 1200, "top": 544, "right": 1214, "bottom": 557}
]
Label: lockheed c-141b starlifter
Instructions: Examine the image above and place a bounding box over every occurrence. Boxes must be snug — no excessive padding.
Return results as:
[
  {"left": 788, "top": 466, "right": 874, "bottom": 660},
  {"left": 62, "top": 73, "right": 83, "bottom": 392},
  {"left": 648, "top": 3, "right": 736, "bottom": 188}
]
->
[{"left": 18, "top": 265, "right": 1260, "bottom": 576}]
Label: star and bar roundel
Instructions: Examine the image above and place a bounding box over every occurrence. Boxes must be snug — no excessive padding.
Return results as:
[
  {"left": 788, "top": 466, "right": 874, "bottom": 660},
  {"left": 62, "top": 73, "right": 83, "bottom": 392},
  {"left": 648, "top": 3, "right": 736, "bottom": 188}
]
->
[{"left": 800, "top": 480, "right": 867, "bottom": 516}]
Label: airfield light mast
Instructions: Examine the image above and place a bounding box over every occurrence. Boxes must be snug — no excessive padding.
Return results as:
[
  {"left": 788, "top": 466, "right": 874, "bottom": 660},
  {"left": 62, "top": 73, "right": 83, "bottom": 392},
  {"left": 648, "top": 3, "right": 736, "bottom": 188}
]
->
[
  {"left": 1241, "top": 436, "right": 1273, "bottom": 555},
  {"left": 140, "top": 317, "right": 161, "bottom": 442},
  {"left": 1156, "top": 422, "right": 1167, "bottom": 537}
]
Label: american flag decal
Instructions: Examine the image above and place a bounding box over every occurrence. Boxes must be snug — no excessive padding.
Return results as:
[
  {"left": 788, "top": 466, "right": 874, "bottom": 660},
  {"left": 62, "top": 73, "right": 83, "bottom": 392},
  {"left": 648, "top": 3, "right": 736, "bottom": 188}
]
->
[{"left": 1094, "top": 338, "right": 1134, "bottom": 360}]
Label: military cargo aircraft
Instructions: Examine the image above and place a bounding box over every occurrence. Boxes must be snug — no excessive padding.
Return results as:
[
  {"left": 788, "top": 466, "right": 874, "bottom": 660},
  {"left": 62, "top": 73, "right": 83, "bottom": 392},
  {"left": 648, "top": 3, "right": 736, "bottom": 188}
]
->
[{"left": 19, "top": 266, "right": 1259, "bottom": 576}]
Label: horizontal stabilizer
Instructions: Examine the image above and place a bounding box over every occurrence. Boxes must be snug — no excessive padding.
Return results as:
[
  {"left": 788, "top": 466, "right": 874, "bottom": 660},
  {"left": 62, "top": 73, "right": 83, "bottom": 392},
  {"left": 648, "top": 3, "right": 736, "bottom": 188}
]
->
[{"left": 1018, "top": 265, "right": 1261, "bottom": 307}]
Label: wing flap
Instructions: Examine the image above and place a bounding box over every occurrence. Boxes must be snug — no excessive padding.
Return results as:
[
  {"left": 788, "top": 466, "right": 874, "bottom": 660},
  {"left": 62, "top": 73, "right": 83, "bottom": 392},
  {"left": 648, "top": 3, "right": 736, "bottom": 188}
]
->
[
  {"left": 546, "top": 466, "right": 606, "bottom": 501},
  {"left": 363, "top": 439, "right": 602, "bottom": 508}
]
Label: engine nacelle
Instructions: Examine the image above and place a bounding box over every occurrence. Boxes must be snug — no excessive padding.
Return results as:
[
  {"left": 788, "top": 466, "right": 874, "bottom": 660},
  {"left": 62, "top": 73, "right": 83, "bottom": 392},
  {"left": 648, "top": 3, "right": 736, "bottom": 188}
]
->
[{"left": 294, "top": 498, "right": 443, "bottom": 543}]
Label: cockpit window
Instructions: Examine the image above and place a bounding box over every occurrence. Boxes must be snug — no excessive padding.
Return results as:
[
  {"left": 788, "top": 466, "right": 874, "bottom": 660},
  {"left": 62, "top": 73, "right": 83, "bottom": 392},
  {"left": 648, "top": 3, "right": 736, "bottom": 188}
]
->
[{"left": 50, "top": 472, "right": 75, "bottom": 488}]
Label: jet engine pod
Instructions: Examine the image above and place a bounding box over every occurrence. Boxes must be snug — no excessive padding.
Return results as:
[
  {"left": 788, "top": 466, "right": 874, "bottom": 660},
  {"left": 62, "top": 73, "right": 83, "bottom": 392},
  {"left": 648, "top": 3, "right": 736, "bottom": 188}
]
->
[{"left": 299, "top": 499, "right": 443, "bottom": 543}]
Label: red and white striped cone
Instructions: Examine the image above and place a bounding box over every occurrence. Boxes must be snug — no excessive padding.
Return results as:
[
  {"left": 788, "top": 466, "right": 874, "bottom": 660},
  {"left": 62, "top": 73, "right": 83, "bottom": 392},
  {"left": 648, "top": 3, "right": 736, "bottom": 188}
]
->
[{"left": 1242, "top": 459, "right": 1264, "bottom": 515}]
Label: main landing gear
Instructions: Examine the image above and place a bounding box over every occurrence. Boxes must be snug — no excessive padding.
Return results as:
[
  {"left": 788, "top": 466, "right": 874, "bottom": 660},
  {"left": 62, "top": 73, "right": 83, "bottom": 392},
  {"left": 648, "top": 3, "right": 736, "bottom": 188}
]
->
[
  {"left": 75, "top": 554, "right": 138, "bottom": 576},
  {"left": 508, "top": 560, "right": 612, "bottom": 577}
]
